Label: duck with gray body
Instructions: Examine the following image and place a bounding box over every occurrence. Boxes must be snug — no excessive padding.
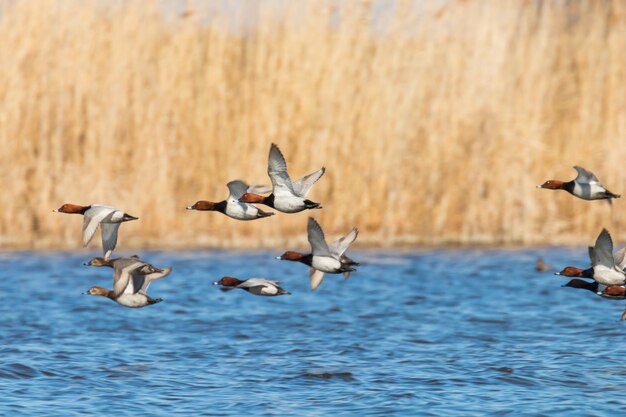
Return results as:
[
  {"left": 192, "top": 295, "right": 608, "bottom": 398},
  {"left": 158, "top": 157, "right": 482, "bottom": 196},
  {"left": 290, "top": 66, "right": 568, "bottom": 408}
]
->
[
  {"left": 186, "top": 180, "right": 274, "bottom": 220},
  {"left": 53, "top": 203, "right": 138, "bottom": 260},
  {"left": 83, "top": 256, "right": 172, "bottom": 308},
  {"left": 238, "top": 143, "right": 325, "bottom": 213},
  {"left": 277, "top": 218, "right": 359, "bottom": 291},
  {"left": 537, "top": 166, "right": 620, "bottom": 202},
  {"left": 278, "top": 220, "right": 360, "bottom": 290},
  {"left": 213, "top": 277, "right": 290, "bottom": 296}
]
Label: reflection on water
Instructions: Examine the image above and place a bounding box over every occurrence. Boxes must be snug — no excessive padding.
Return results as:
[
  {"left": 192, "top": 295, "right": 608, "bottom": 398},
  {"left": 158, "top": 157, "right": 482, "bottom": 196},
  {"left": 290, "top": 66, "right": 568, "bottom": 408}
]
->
[{"left": 1, "top": 248, "right": 626, "bottom": 415}]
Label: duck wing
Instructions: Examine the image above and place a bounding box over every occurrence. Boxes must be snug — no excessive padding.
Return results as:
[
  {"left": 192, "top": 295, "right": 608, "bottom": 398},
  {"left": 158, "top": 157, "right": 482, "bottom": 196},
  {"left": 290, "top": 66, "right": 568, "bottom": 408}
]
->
[
  {"left": 112, "top": 258, "right": 148, "bottom": 297},
  {"left": 593, "top": 228, "right": 616, "bottom": 269},
  {"left": 122, "top": 264, "right": 160, "bottom": 296},
  {"left": 81, "top": 205, "right": 115, "bottom": 246},
  {"left": 292, "top": 167, "right": 325, "bottom": 197},
  {"left": 226, "top": 181, "right": 272, "bottom": 201},
  {"left": 226, "top": 180, "right": 251, "bottom": 201},
  {"left": 101, "top": 223, "right": 120, "bottom": 260},
  {"left": 307, "top": 217, "right": 331, "bottom": 256},
  {"left": 127, "top": 273, "right": 146, "bottom": 295},
  {"left": 573, "top": 166, "right": 600, "bottom": 184},
  {"left": 247, "top": 184, "right": 272, "bottom": 195},
  {"left": 615, "top": 247, "right": 626, "bottom": 270},
  {"left": 135, "top": 266, "right": 172, "bottom": 295},
  {"left": 309, "top": 268, "right": 325, "bottom": 290},
  {"left": 240, "top": 278, "right": 280, "bottom": 287},
  {"left": 268, "top": 143, "right": 296, "bottom": 197},
  {"left": 236, "top": 278, "right": 278, "bottom": 295},
  {"left": 588, "top": 246, "right": 596, "bottom": 266},
  {"left": 328, "top": 227, "right": 359, "bottom": 258}
]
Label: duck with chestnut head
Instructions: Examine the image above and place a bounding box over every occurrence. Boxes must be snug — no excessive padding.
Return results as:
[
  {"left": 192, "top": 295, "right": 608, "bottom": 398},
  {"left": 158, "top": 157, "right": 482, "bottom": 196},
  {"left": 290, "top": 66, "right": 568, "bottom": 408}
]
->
[
  {"left": 537, "top": 166, "right": 620, "bottom": 202},
  {"left": 187, "top": 180, "right": 274, "bottom": 221},
  {"left": 213, "top": 276, "right": 290, "bottom": 296},
  {"left": 278, "top": 218, "right": 359, "bottom": 291},
  {"left": 238, "top": 143, "right": 325, "bottom": 213},
  {"left": 53, "top": 204, "right": 138, "bottom": 260}
]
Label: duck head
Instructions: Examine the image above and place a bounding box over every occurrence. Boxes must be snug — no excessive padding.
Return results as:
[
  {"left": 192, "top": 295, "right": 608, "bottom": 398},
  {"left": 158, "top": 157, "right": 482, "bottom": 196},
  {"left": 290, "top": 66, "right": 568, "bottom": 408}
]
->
[
  {"left": 53, "top": 203, "right": 90, "bottom": 214},
  {"left": 555, "top": 266, "right": 585, "bottom": 277},
  {"left": 186, "top": 201, "right": 217, "bottom": 211},
  {"left": 84, "top": 257, "right": 113, "bottom": 267},
  {"left": 536, "top": 180, "right": 565, "bottom": 190},
  {"left": 604, "top": 286, "right": 626, "bottom": 297},
  {"left": 276, "top": 251, "right": 306, "bottom": 261},
  {"left": 84, "top": 286, "right": 110, "bottom": 297},
  {"left": 562, "top": 279, "right": 591, "bottom": 289},
  {"left": 214, "top": 276, "right": 243, "bottom": 287},
  {"left": 238, "top": 193, "right": 265, "bottom": 204}
]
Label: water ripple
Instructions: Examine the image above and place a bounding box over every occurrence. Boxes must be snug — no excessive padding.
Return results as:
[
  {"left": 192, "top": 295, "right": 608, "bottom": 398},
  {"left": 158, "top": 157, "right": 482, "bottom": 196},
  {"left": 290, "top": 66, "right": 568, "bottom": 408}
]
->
[{"left": 2, "top": 249, "right": 626, "bottom": 415}]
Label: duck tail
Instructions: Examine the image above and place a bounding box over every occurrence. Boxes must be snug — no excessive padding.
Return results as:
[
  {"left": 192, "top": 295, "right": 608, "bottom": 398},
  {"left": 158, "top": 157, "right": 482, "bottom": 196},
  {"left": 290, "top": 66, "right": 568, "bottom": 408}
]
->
[
  {"left": 304, "top": 199, "right": 322, "bottom": 210},
  {"left": 256, "top": 209, "right": 275, "bottom": 219},
  {"left": 339, "top": 266, "right": 357, "bottom": 281},
  {"left": 148, "top": 297, "right": 163, "bottom": 305},
  {"left": 606, "top": 191, "right": 621, "bottom": 200},
  {"left": 277, "top": 287, "right": 291, "bottom": 295},
  {"left": 122, "top": 213, "right": 139, "bottom": 222}
]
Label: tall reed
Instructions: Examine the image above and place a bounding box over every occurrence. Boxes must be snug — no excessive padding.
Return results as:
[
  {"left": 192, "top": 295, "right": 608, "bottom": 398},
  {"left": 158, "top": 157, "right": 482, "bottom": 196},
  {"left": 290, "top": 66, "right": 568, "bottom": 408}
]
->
[{"left": 0, "top": 0, "right": 625, "bottom": 250}]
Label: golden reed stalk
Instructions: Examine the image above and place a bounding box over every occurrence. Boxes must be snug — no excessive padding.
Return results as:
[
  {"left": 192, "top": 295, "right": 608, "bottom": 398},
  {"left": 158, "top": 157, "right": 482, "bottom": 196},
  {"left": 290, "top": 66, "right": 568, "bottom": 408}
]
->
[{"left": 0, "top": 0, "right": 625, "bottom": 250}]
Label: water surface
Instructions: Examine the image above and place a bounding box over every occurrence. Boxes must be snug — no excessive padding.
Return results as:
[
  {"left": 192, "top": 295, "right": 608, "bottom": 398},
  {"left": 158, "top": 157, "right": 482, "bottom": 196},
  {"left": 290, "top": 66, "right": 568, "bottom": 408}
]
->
[{"left": 1, "top": 248, "right": 625, "bottom": 415}]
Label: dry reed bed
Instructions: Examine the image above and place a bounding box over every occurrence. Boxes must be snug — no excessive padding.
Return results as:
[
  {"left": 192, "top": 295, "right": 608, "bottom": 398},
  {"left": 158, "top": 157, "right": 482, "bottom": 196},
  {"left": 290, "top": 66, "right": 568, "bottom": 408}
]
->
[{"left": 0, "top": 0, "right": 625, "bottom": 251}]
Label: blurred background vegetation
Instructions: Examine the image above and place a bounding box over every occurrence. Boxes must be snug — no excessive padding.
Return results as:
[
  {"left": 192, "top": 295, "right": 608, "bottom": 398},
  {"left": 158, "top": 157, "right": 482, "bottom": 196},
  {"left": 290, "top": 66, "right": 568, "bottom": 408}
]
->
[{"left": 0, "top": 0, "right": 625, "bottom": 251}]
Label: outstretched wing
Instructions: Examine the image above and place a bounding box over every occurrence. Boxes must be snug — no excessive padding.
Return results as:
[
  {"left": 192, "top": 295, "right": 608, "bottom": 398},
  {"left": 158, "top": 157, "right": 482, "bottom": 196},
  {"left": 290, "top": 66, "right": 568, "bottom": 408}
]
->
[
  {"left": 113, "top": 259, "right": 147, "bottom": 297},
  {"left": 307, "top": 217, "right": 331, "bottom": 256},
  {"left": 82, "top": 206, "right": 114, "bottom": 246},
  {"left": 309, "top": 268, "right": 325, "bottom": 290},
  {"left": 267, "top": 143, "right": 296, "bottom": 197},
  {"left": 126, "top": 274, "right": 147, "bottom": 295},
  {"left": 573, "top": 166, "right": 600, "bottom": 184},
  {"left": 101, "top": 223, "right": 120, "bottom": 260},
  {"left": 137, "top": 267, "right": 172, "bottom": 294},
  {"left": 247, "top": 184, "right": 272, "bottom": 195},
  {"left": 328, "top": 228, "right": 359, "bottom": 258},
  {"left": 227, "top": 181, "right": 272, "bottom": 201},
  {"left": 593, "top": 228, "right": 616, "bottom": 269},
  {"left": 292, "top": 167, "right": 325, "bottom": 197},
  {"left": 615, "top": 247, "right": 626, "bottom": 270},
  {"left": 226, "top": 180, "right": 251, "bottom": 201},
  {"left": 588, "top": 246, "right": 596, "bottom": 266}
]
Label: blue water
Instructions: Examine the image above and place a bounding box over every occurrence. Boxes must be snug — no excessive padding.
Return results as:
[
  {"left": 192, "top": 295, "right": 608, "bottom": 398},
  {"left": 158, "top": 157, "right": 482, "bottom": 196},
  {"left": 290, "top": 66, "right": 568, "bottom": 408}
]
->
[{"left": 2, "top": 248, "right": 626, "bottom": 416}]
